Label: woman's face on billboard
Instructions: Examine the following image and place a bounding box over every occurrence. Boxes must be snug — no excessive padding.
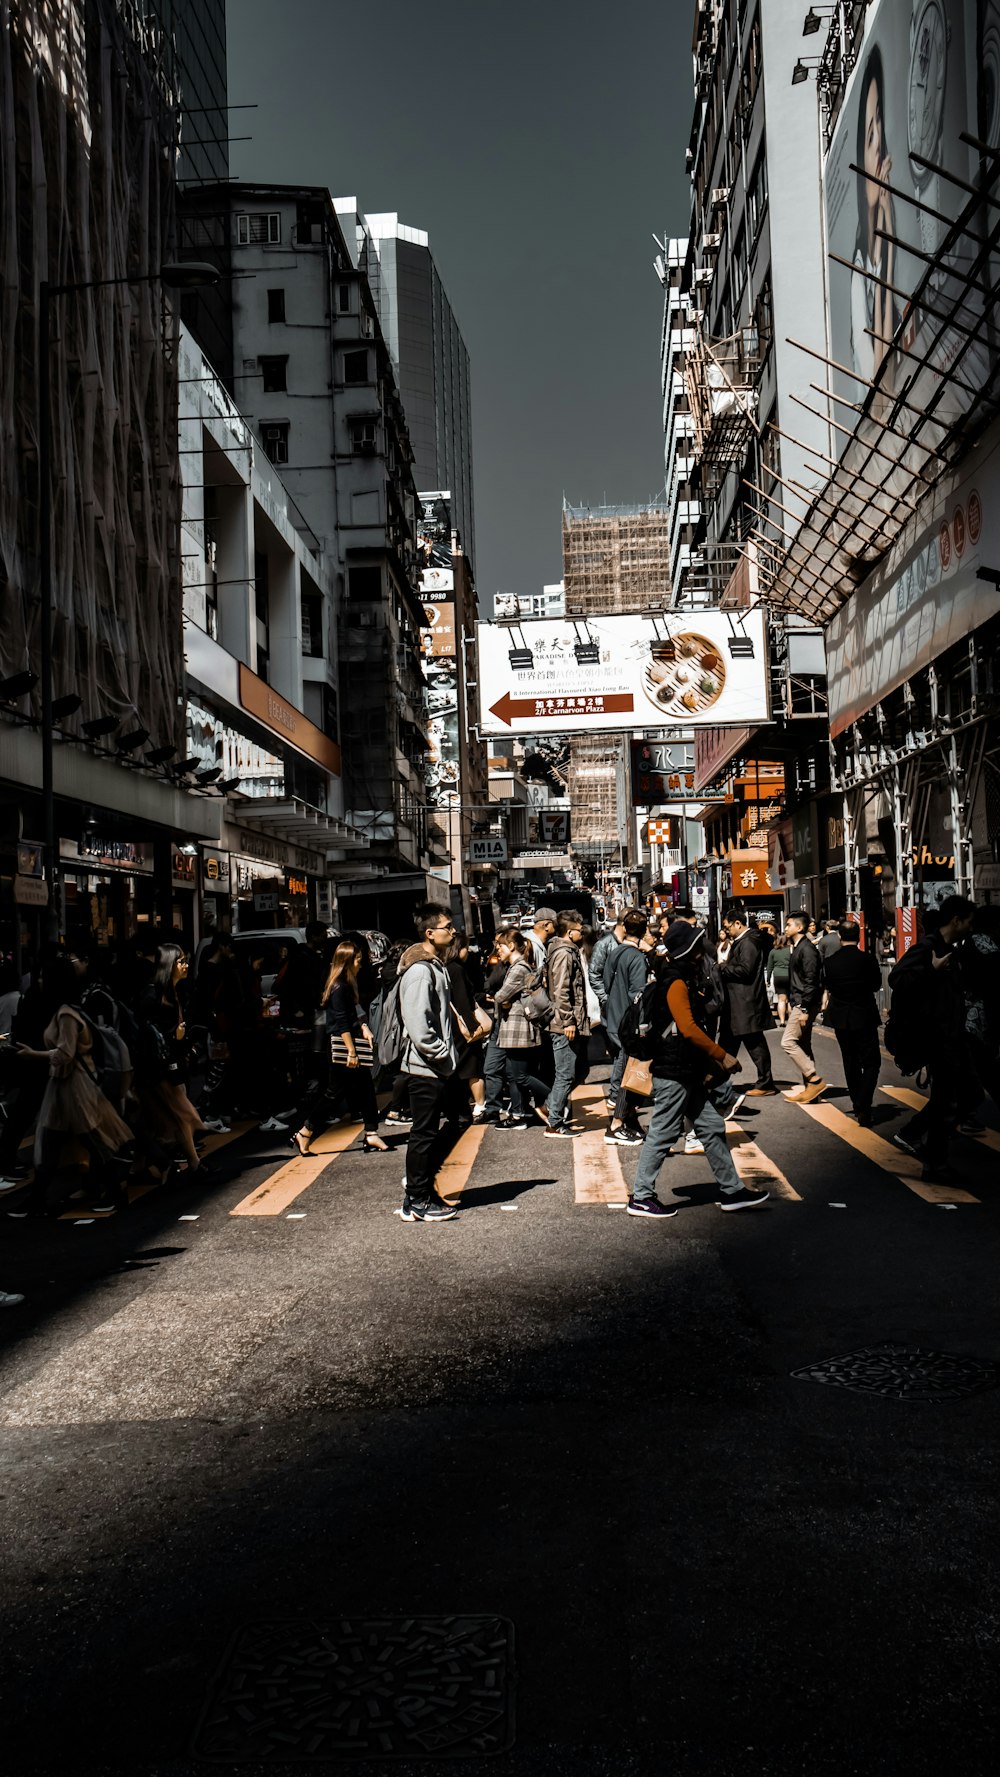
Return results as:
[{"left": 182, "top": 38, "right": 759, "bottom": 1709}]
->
[{"left": 863, "top": 76, "right": 884, "bottom": 211}]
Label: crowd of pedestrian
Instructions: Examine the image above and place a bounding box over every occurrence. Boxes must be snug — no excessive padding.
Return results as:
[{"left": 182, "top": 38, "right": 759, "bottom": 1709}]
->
[{"left": 0, "top": 890, "right": 996, "bottom": 1291}]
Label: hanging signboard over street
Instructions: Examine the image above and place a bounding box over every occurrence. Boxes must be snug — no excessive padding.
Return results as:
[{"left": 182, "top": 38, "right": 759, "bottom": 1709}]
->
[
  {"left": 470, "top": 836, "right": 508, "bottom": 864},
  {"left": 477, "top": 611, "right": 769, "bottom": 736}
]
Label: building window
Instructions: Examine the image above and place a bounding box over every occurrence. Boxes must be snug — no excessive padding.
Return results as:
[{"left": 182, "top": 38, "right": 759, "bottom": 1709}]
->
[
  {"left": 301, "top": 588, "right": 323, "bottom": 657},
  {"left": 338, "top": 283, "right": 351, "bottom": 312},
  {"left": 259, "top": 355, "right": 288, "bottom": 393},
  {"left": 349, "top": 417, "right": 378, "bottom": 454},
  {"left": 267, "top": 288, "right": 286, "bottom": 323},
  {"left": 261, "top": 422, "right": 289, "bottom": 465},
  {"left": 343, "top": 349, "right": 369, "bottom": 385},
  {"left": 237, "top": 212, "right": 280, "bottom": 245},
  {"left": 747, "top": 149, "right": 768, "bottom": 239}
]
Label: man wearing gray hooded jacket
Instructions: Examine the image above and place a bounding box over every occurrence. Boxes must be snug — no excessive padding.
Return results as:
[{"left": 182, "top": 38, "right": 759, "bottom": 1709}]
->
[{"left": 397, "top": 902, "right": 461, "bottom": 1222}]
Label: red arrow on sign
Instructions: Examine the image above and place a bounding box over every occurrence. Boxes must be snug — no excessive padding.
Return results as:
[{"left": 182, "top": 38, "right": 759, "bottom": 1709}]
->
[{"left": 488, "top": 690, "right": 635, "bottom": 726}]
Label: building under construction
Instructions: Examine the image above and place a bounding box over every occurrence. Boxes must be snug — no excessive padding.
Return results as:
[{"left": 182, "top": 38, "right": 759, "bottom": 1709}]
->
[{"left": 561, "top": 499, "right": 672, "bottom": 616}]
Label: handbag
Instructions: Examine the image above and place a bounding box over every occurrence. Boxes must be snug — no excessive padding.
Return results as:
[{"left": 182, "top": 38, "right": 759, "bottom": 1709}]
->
[
  {"left": 520, "top": 969, "right": 555, "bottom": 1027},
  {"left": 620, "top": 1054, "right": 653, "bottom": 1097},
  {"left": 329, "top": 1032, "right": 374, "bottom": 1069},
  {"left": 474, "top": 1006, "right": 493, "bottom": 1037}
]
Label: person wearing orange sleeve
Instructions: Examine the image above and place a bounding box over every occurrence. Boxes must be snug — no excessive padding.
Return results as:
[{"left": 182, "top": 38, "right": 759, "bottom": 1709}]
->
[{"left": 626, "top": 922, "right": 771, "bottom": 1219}]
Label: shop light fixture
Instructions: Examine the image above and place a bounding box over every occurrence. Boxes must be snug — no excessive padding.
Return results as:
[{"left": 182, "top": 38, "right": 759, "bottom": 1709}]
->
[
  {"left": 116, "top": 726, "right": 150, "bottom": 753},
  {"left": 727, "top": 636, "right": 755, "bottom": 658},
  {"left": 0, "top": 670, "right": 39, "bottom": 699},
  {"left": 178, "top": 842, "right": 199, "bottom": 856},
  {"left": 51, "top": 693, "right": 82, "bottom": 719},
  {"left": 574, "top": 642, "right": 601, "bottom": 665},
  {"left": 196, "top": 765, "right": 222, "bottom": 784},
  {"left": 508, "top": 647, "right": 534, "bottom": 670},
  {"left": 145, "top": 744, "right": 176, "bottom": 766},
  {"left": 174, "top": 755, "right": 201, "bottom": 775},
  {"left": 802, "top": 7, "right": 833, "bottom": 36},
  {"left": 81, "top": 714, "right": 120, "bottom": 738},
  {"left": 792, "top": 56, "right": 821, "bottom": 84},
  {"left": 216, "top": 775, "right": 242, "bottom": 792}
]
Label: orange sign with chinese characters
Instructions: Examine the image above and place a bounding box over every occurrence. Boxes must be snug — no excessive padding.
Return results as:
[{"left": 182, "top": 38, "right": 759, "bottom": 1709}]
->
[
  {"left": 728, "top": 850, "right": 774, "bottom": 897},
  {"left": 238, "top": 665, "right": 340, "bottom": 776}
]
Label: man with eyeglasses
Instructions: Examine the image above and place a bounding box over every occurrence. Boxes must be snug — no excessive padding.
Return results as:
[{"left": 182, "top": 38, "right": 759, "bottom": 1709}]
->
[{"left": 396, "top": 901, "right": 461, "bottom": 1221}]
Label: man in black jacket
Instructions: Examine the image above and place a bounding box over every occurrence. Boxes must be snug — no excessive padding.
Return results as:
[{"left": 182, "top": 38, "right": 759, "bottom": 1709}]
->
[
  {"left": 780, "top": 912, "right": 827, "bottom": 1103},
  {"left": 823, "top": 923, "right": 882, "bottom": 1124},
  {"left": 719, "top": 902, "right": 776, "bottom": 1094}
]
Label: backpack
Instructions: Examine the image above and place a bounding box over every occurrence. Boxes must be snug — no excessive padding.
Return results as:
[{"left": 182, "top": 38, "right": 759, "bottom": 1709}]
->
[
  {"left": 617, "top": 979, "right": 675, "bottom": 1060},
  {"left": 79, "top": 1010, "right": 133, "bottom": 1105},
  {"left": 884, "top": 950, "right": 933, "bottom": 1077},
  {"left": 375, "top": 962, "right": 435, "bottom": 1075}
]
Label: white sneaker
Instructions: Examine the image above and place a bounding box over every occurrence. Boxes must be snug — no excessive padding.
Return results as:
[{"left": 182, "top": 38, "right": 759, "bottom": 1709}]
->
[
  {"left": 259, "top": 1117, "right": 289, "bottom": 1133},
  {"left": 202, "top": 1116, "right": 231, "bottom": 1134},
  {"left": 0, "top": 1290, "right": 24, "bottom": 1307},
  {"left": 729, "top": 1093, "right": 748, "bottom": 1118},
  {"left": 683, "top": 1133, "right": 704, "bottom": 1155}
]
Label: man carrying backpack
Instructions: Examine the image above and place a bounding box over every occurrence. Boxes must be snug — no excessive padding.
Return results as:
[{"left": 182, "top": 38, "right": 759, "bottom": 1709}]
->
[
  {"left": 394, "top": 903, "right": 461, "bottom": 1222},
  {"left": 889, "top": 895, "right": 976, "bottom": 1180},
  {"left": 626, "top": 922, "right": 768, "bottom": 1218}
]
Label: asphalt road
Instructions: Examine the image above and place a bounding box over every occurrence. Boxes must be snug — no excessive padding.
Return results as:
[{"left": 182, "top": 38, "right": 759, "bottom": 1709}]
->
[{"left": 2, "top": 1027, "right": 999, "bottom": 1776}]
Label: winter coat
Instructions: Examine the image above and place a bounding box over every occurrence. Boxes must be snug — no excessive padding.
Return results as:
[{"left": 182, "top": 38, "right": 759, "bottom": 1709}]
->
[
  {"left": 397, "top": 944, "right": 458, "bottom": 1078},
  {"left": 589, "top": 931, "right": 620, "bottom": 1008},
  {"left": 766, "top": 945, "right": 792, "bottom": 990},
  {"left": 822, "top": 946, "right": 882, "bottom": 1031},
  {"left": 721, "top": 929, "right": 773, "bottom": 1035},
  {"left": 788, "top": 936, "right": 824, "bottom": 1012},
  {"left": 546, "top": 937, "right": 591, "bottom": 1037},
  {"left": 605, "top": 943, "right": 651, "bottom": 1043},
  {"left": 494, "top": 957, "right": 543, "bottom": 1050}
]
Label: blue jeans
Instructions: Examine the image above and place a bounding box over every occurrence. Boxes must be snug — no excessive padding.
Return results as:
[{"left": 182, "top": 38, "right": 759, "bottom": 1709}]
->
[
  {"left": 484, "top": 1031, "right": 507, "bottom": 1116},
  {"left": 608, "top": 1039, "right": 642, "bottom": 1127},
  {"left": 549, "top": 1032, "right": 585, "bottom": 1126},
  {"left": 630, "top": 1074, "right": 741, "bottom": 1202}
]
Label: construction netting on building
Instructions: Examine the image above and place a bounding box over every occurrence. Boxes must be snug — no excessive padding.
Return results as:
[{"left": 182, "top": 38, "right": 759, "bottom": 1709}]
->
[
  {"left": 0, "top": 0, "right": 182, "bottom": 750},
  {"left": 561, "top": 501, "right": 672, "bottom": 616}
]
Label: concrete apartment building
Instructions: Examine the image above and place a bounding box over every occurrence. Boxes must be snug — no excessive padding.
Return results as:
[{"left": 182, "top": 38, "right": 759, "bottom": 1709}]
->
[{"left": 182, "top": 182, "right": 447, "bottom": 930}]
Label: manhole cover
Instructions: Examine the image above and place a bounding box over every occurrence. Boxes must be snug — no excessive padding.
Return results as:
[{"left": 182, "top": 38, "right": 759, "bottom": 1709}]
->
[
  {"left": 192, "top": 1615, "right": 514, "bottom": 1762},
  {"left": 792, "top": 1340, "right": 1000, "bottom": 1401}
]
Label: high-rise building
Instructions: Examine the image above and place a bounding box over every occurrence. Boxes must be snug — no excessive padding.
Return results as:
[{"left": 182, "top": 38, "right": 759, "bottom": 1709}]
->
[
  {"left": 363, "top": 214, "right": 475, "bottom": 573},
  {"left": 562, "top": 501, "right": 672, "bottom": 616},
  {"left": 141, "top": 0, "right": 229, "bottom": 185}
]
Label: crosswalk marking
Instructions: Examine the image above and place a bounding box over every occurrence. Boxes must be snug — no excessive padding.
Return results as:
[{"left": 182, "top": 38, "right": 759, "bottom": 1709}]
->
[
  {"left": 880, "top": 1085, "right": 1000, "bottom": 1156},
  {"left": 726, "top": 1122, "right": 802, "bottom": 1200},
  {"left": 229, "top": 1122, "right": 364, "bottom": 1216},
  {"left": 437, "top": 1124, "right": 486, "bottom": 1201},
  {"left": 571, "top": 1085, "right": 627, "bottom": 1205},
  {"left": 796, "top": 1102, "right": 979, "bottom": 1204}
]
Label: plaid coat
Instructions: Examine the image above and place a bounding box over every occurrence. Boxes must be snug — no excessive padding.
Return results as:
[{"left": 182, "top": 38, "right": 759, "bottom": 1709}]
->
[{"left": 494, "top": 957, "right": 543, "bottom": 1050}]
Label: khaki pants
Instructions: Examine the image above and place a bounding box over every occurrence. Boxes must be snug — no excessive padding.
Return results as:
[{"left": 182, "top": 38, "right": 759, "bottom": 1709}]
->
[{"left": 781, "top": 1006, "right": 818, "bottom": 1083}]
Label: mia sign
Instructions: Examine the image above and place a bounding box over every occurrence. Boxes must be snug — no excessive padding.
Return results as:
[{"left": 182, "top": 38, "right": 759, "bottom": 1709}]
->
[
  {"left": 470, "top": 836, "right": 508, "bottom": 864},
  {"left": 477, "top": 612, "right": 769, "bottom": 737}
]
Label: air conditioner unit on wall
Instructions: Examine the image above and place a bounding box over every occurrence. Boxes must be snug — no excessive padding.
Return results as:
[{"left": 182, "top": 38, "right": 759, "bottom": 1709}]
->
[
  {"left": 711, "top": 186, "right": 731, "bottom": 210},
  {"left": 703, "top": 232, "right": 721, "bottom": 251},
  {"left": 694, "top": 267, "right": 713, "bottom": 285}
]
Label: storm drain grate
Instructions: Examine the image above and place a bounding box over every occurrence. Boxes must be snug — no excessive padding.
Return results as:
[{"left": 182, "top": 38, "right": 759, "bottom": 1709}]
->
[
  {"left": 792, "top": 1340, "right": 1000, "bottom": 1401},
  {"left": 192, "top": 1615, "right": 515, "bottom": 1762}
]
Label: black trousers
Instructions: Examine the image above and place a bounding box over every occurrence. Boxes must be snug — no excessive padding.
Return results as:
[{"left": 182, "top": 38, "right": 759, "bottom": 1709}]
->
[
  {"left": 719, "top": 1026, "right": 773, "bottom": 1087},
  {"left": 835, "top": 1027, "right": 881, "bottom": 1116},
  {"left": 402, "top": 1073, "right": 450, "bottom": 1202}
]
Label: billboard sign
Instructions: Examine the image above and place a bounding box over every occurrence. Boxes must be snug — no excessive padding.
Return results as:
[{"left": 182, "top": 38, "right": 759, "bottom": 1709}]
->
[
  {"left": 421, "top": 601, "right": 457, "bottom": 658},
  {"left": 477, "top": 611, "right": 769, "bottom": 737},
  {"left": 824, "top": 0, "right": 990, "bottom": 436}
]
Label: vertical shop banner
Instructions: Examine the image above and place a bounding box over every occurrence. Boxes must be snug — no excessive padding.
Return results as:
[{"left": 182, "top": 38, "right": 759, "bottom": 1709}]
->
[{"left": 418, "top": 492, "right": 460, "bottom": 807}]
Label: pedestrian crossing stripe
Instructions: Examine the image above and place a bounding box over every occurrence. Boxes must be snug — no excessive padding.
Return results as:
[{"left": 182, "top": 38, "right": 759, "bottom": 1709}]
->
[
  {"left": 880, "top": 1085, "right": 1000, "bottom": 1156},
  {"left": 437, "top": 1124, "right": 486, "bottom": 1201},
  {"left": 795, "top": 1101, "right": 979, "bottom": 1204},
  {"left": 571, "top": 1085, "right": 627, "bottom": 1205},
  {"left": 229, "top": 1122, "right": 364, "bottom": 1216},
  {"left": 725, "top": 1123, "right": 801, "bottom": 1201}
]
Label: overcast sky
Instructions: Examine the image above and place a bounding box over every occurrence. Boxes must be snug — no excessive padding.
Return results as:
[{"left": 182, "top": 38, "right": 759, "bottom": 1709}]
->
[{"left": 227, "top": 0, "right": 694, "bottom": 602}]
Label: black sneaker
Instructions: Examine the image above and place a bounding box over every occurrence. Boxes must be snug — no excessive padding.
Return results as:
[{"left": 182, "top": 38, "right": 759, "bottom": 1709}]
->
[
  {"left": 498, "top": 1116, "right": 529, "bottom": 1131},
  {"left": 718, "top": 1185, "right": 770, "bottom": 1211},
  {"left": 399, "top": 1192, "right": 459, "bottom": 1222},
  {"left": 605, "top": 1127, "right": 643, "bottom": 1146},
  {"left": 626, "top": 1196, "right": 678, "bottom": 1218},
  {"left": 544, "top": 1122, "right": 579, "bottom": 1138}
]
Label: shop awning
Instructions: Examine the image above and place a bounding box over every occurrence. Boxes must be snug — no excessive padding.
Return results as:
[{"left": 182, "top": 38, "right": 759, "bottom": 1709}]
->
[{"left": 226, "top": 797, "right": 369, "bottom": 852}]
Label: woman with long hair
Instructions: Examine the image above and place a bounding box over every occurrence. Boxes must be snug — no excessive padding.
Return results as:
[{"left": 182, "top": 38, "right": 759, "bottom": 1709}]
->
[
  {"left": 292, "top": 940, "right": 386, "bottom": 1155},
  {"left": 11, "top": 952, "right": 134, "bottom": 1216},
  {"left": 766, "top": 929, "right": 793, "bottom": 1028},
  {"left": 134, "top": 943, "right": 210, "bottom": 1178},
  {"left": 852, "top": 43, "right": 899, "bottom": 386},
  {"left": 493, "top": 929, "right": 551, "bottom": 1129},
  {"left": 444, "top": 929, "right": 489, "bottom": 1124}
]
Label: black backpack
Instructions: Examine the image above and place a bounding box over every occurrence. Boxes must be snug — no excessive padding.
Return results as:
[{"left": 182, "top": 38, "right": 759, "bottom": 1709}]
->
[
  {"left": 884, "top": 951, "right": 933, "bottom": 1078},
  {"left": 617, "top": 979, "right": 675, "bottom": 1060}
]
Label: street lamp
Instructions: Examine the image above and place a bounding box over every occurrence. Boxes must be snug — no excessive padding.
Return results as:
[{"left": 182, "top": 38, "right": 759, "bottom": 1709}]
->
[{"left": 38, "top": 261, "right": 219, "bottom": 937}]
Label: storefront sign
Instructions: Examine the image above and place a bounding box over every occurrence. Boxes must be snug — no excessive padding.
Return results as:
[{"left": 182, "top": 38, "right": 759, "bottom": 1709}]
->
[
  {"left": 16, "top": 841, "right": 43, "bottom": 878},
  {"left": 792, "top": 806, "right": 817, "bottom": 880},
  {"left": 285, "top": 872, "right": 309, "bottom": 897},
  {"left": 253, "top": 891, "right": 279, "bottom": 913},
  {"left": 631, "top": 739, "right": 700, "bottom": 805},
  {"left": 14, "top": 874, "right": 49, "bottom": 906},
  {"left": 539, "top": 811, "right": 570, "bottom": 844},
  {"left": 470, "top": 836, "right": 508, "bottom": 864},
  {"left": 59, "top": 837, "right": 155, "bottom": 874},
  {"left": 171, "top": 848, "right": 198, "bottom": 888},
  {"left": 421, "top": 601, "right": 457, "bottom": 658},
  {"left": 238, "top": 664, "right": 341, "bottom": 776},
  {"left": 201, "top": 850, "right": 231, "bottom": 890},
  {"left": 728, "top": 850, "right": 774, "bottom": 897},
  {"left": 895, "top": 906, "right": 922, "bottom": 960},
  {"left": 693, "top": 727, "right": 755, "bottom": 794},
  {"left": 231, "top": 827, "right": 324, "bottom": 873}
]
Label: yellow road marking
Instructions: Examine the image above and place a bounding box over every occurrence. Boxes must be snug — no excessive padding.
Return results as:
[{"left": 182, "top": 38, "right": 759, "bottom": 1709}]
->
[
  {"left": 572, "top": 1085, "right": 627, "bottom": 1204},
  {"left": 437, "top": 1123, "right": 486, "bottom": 1200},
  {"left": 229, "top": 1121, "right": 364, "bottom": 1216},
  {"left": 880, "top": 1085, "right": 1000, "bottom": 1157},
  {"left": 726, "top": 1122, "right": 801, "bottom": 1200},
  {"left": 796, "top": 1101, "right": 979, "bottom": 1203}
]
